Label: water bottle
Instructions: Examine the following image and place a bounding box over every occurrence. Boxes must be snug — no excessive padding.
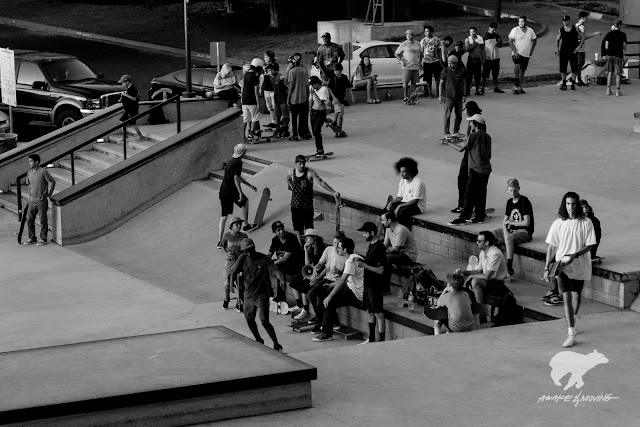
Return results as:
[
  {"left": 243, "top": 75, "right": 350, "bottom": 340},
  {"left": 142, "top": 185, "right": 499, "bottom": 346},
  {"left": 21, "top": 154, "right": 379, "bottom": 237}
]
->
[
  {"left": 397, "top": 290, "right": 404, "bottom": 308},
  {"left": 408, "top": 294, "right": 415, "bottom": 311},
  {"left": 386, "top": 90, "right": 392, "bottom": 101}
]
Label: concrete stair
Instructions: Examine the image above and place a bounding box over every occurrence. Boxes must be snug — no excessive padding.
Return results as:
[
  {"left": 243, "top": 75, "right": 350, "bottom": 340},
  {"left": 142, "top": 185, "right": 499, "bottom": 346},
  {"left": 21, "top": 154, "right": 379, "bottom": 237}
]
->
[{"left": 208, "top": 155, "right": 271, "bottom": 183}]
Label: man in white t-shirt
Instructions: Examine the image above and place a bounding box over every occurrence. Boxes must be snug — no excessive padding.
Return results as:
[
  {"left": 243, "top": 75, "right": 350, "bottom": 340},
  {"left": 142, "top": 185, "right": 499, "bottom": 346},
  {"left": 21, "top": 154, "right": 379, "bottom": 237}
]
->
[
  {"left": 313, "top": 238, "right": 364, "bottom": 342},
  {"left": 460, "top": 230, "right": 510, "bottom": 322},
  {"left": 385, "top": 157, "right": 427, "bottom": 228},
  {"left": 508, "top": 16, "right": 537, "bottom": 95},
  {"left": 308, "top": 75, "right": 330, "bottom": 157},
  {"left": 544, "top": 191, "right": 596, "bottom": 348}
]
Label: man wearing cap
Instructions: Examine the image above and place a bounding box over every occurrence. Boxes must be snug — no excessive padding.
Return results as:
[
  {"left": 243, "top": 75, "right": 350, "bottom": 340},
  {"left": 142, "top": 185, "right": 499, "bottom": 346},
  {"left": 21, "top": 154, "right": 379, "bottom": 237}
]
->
[
  {"left": 287, "top": 53, "right": 312, "bottom": 141},
  {"left": 220, "top": 216, "right": 248, "bottom": 310},
  {"left": 508, "top": 16, "right": 537, "bottom": 94},
  {"left": 242, "top": 58, "right": 264, "bottom": 139},
  {"left": 290, "top": 228, "right": 328, "bottom": 321},
  {"left": 356, "top": 222, "right": 387, "bottom": 344},
  {"left": 556, "top": 15, "right": 584, "bottom": 91},
  {"left": 231, "top": 238, "right": 285, "bottom": 352},
  {"left": 439, "top": 55, "right": 467, "bottom": 140},
  {"left": 267, "top": 221, "right": 305, "bottom": 298},
  {"left": 603, "top": 19, "right": 627, "bottom": 96},
  {"left": 287, "top": 154, "right": 340, "bottom": 244},
  {"left": 309, "top": 76, "right": 330, "bottom": 157},
  {"left": 217, "top": 143, "right": 257, "bottom": 246},
  {"left": 464, "top": 27, "right": 486, "bottom": 96},
  {"left": 396, "top": 29, "right": 423, "bottom": 103},
  {"left": 117, "top": 74, "right": 145, "bottom": 140},
  {"left": 316, "top": 32, "right": 346, "bottom": 81},
  {"left": 448, "top": 114, "right": 492, "bottom": 226}
]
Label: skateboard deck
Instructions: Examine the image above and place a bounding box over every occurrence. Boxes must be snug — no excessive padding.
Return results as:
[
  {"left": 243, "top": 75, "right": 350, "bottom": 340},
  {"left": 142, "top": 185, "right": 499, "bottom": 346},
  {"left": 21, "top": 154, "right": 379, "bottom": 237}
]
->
[
  {"left": 245, "top": 134, "right": 274, "bottom": 144},
  {"left": 333, "top": 326, "right": 362, "bottom": 340},
  {"left": 405, "top": 87, "right": 424, "bottom": 105},
  {"left": 305, "top": 152, "right": 334, "bottom": 162},
  {"left": 325, "top": 119, "right": 346, "bottom": 138},
  {"left": 289, "top": 321, "right": 315, "bottom": 333},
  {"left": 246, "top": 188, "right": 271, "bottom": 233},
  {"left": 269, "top": 297, "right": 290, "bottom": 315},
  {"left": 592, "top": 256, "right": 606, "bottom": 265},
  {"left": 16, "top": 207, "right": 28, "bottom": 244},
  {"left": 335, "top": 193, "right": 343, "bottom": 232},
  {"left": 440, "top": 136, "right": 465, "bottom": 144}
]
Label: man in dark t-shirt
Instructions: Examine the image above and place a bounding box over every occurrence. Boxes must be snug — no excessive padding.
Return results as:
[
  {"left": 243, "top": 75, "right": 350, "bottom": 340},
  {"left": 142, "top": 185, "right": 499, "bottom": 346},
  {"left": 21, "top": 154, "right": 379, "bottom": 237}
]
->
[
  {"left": 356, "top": 222, "right": 387, "bottom": 344},
  {"left": 439, "top": 55, "right": 467, "bottom": 140},
  {"left": 556, "top": 16, "right": 583, "bottom": 91},
  {"left": 242, "top": 59, "right": 263, "bottom": 138},
  {"left": 604, "top": 19, "right": 627, "bottom": 96},
  {"left": 326, "top": 63, "right": 352, "bottom": 137},
  {"left": 492, "top": 178, "right": 534, "bottom": 275},
  {"left": 117, "top": 74, "right": 144, "bottom": 139},
  {"left": 267, "top": 221, "right": 305, "bottom": 294},
  {"left": 217, "top": 143, "right": 257, "bottom": 247}
]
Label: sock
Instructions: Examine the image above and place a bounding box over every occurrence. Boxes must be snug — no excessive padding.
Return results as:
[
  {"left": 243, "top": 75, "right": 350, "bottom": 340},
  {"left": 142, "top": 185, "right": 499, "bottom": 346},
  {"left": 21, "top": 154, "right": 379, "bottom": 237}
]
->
[
  {"left": 379, "top": 331, "right": 385, "bottom": 342},
  {"left": 368, "top": 322, "right": 377, "bottom": 342},
  {"left": 514, "top": 78, "right": 520, "bottom": 87},
  {"left": 303, "top": 304, "right": 309, "bottom": 311},
  {"left": 507, "top": 259, "right": 513, "bottom": 269},
  {"left": 568, "top": 327, "right": 576, "bottom": 336},
  {"left": 296, "top": 298, "right": 303, "bottom": 309}
]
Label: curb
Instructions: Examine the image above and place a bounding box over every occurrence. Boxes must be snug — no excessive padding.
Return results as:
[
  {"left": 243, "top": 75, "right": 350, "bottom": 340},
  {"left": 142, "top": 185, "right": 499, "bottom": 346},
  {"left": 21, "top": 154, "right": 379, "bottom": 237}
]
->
[{"left": 533, "top": 2, "right": 618, "bottom": 24}]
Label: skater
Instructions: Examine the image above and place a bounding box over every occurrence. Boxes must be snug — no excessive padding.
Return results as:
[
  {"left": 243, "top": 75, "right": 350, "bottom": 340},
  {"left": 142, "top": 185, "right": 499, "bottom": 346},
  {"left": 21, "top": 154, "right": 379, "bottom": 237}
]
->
[
  {"left": 117, "top": 74, "right": 145, "bottom": 140},
  {"left": 439, "top": 55, "right": 467, "bottom": 140},
  {"left": 395, "top": 29, "right": 423, "bottom": 103},
  {"left": 230, "top": 238, "right": 285, "bottom": 352},
  {"left": 483, "top": 22, "right": 504, "bottom": 93},
  {"left": 508, "top": 16, "right": 537, "bottom": 94},
  {"left": 287, "top": 53, "right": 312, "bottom": 141},
  {"left": 603, "top": 19, "right": 627, "bottom": 96},
  {"left": 556, "top": 15, "right": 584, "bottom": 91},
  {"left": 242, "top": 58, "right": 263, "bottom": 139},
  {"left": 220, "top": 216, "right": 248, "bottom": 310},
  {"left": 575, "top": 11, "right": 602, "bottom": 86},
  {"left": 326, "top": 63, "right": 352, "bottom": 137},
  {"left": 308, "top": 76, "right": 329, "bottom": 156},
  {"left": 22, "top": 154, "right": 56, "bottom": 246},
  {"left": 464, "top": 27, "right": 485, "bottom": 95}
]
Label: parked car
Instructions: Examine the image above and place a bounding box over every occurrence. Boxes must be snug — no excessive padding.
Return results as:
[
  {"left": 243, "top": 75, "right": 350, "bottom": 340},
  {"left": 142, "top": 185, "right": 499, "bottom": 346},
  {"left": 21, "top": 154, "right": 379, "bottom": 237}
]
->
[
  {"left": 148, "top": 65, "right": 244, "bottom": 100},
  {"left": 0, "top": 111, "right": 9, "bottom": 133},
  {"left": 0, "top": 50, "right": 125, "bottom": 128},
  {"left": 309, "top": 41, "right": 402, "bottom": 86}
]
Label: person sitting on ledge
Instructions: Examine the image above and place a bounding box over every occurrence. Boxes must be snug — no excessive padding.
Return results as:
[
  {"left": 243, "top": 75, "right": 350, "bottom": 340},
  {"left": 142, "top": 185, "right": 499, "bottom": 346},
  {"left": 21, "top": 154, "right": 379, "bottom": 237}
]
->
[
  {"left": 385, "top": 157, "right": 427, "bottom": 229},
  {"left": 424, "top": 272, "right": 476, "bottom": 335}
]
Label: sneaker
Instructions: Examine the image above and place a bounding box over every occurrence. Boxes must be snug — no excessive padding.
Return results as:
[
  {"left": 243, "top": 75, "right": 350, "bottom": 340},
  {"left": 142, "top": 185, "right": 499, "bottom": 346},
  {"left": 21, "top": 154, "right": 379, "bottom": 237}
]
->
[
  {"left": 22, "top": 239, "right": 36, "bottom": 245},
  {"left": 519, "top": 88, "right": 526, "bottom": 94},
  {"left": 274, "top": 343, "right": 284, "bottom": 352},
  {"left": 266, "top": 123, "right": 278, "bottom": 128},
  {"left": 236, "top": 302, "right": 243, "bottom": 312},
  {"left": 570, "top": 83, "right": 576, "bottom": 91},
  {"left": 607, "top": 88, "right": 613, "bottom": 95},
  {"left": 452, "top": 132, "right": 464, "bottom": 139},
  {"left": 222, "top": 299, "right": 230, "bottom": 309},
  {"left": 315, "top": 150, "right": 325, "bottom": 158},
  {"left": 217, "top": 241, "right": 222, "bottom": 249},
  {"left": 451, "top": 207, "right": 463, "bottom": 213},
  {"left": 465, "top": 217, "right": 484, "bottom": 224},
  {"left": 562, "top": 334, "right": 576, "bottom": 348},
  {"left": 577, "top": 80, "right": 587, "bottom": 87},
  {"left": 541, "top": 290, "right": 557, "bottom": 302},
  {"left": 307, "top": 317, "right": 317, "bottom": 324},
  {"left": 333, "top": 324, "right": 342, "bottom": 331},
  {"left": 494, "top": 88, "right": 504, "bottom": 93},
  {"left": 616, "top": 89, "right": 622, "bottom": 97},
  {"left": 513, "top": 87, "right": 520, "bottom": 95},
  {"left": 294, "top": 309, "right": 310, "bottom": 321},
  {"left": 358, "top": 339, "right": 374, "bottom": 345},
  {"left": 310, "top": 325, "right": 322, "bottom": 334},
  {"left": 288, "top": 135, "right": 299, "bottom": 141},
  {"left": 447, "top": 218, "right": 467, "bottom": 226},
  {"left": 312, "top": 333, "right": 334, "bottom": 342},
  {"left": 444, "top": 133, "right": 452, "bottom": 140},
  {"left": 403, "top": 97, "right": 408, "bottom": 104},
  {"left": 36, "top": 240, "right": 47, "bottom": 246},
  {"left": 545, "top": 295, "right": 563, "bottom": 306},
  {"left": 559, "top": 83, "right": 567, "bottom": 91}
]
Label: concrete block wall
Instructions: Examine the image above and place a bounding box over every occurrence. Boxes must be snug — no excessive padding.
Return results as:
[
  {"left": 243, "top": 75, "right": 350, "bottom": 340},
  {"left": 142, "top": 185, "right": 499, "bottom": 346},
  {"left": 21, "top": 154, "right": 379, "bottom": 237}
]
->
[{"left": 337, "top": 305, "right": 430, "bottom": 341}]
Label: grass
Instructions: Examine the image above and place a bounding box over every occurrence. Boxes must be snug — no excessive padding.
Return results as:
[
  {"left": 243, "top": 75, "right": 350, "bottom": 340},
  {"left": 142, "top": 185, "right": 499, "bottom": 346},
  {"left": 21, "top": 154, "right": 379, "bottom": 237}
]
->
[{"left": 3, "top": 1, "right": 540, "bottom": 63}]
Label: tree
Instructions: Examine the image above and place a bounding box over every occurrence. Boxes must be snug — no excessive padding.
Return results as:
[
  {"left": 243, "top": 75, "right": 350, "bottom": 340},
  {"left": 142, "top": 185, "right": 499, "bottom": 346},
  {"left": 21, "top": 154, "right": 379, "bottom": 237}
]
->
[{"left": 269, "top": 0, "right": 284, "bottom": 29}]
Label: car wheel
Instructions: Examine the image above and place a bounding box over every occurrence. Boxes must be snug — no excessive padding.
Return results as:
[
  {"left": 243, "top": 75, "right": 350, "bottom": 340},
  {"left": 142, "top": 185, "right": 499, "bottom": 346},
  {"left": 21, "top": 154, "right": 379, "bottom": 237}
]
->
[{"left": 56, "top": 109, "right": 82, "bottom": 128}]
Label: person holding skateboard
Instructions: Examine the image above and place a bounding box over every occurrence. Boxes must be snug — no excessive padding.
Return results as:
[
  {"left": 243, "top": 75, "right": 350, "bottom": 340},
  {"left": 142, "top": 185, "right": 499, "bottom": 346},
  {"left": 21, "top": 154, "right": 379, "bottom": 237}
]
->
[
  {"left": 326, "top": 63, "right": 352, "bottom": 138},
  {"left": 385, "top": 157, "right": 427, "bottom": 228},
  {"left": 22, "top": 154, "right": 56, "bottom": 246},
  {"left": 287, "top": 154, "right": 340, "bottom": 245},
  {"left": 308, "top": 76, "right": 330, "bottom": 157},
  {"left": 217, "top": 143, "right": 257, "bottom": 247},
  {"left": 230, "top": 238, "right": 285, "bottom": 352}
]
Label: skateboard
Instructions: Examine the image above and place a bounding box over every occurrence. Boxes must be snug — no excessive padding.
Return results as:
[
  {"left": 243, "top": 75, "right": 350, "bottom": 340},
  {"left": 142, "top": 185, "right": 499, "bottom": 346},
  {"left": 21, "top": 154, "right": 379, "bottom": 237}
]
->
[
  {"left": 592, "top": 256, "right": 606, "bottom": 265},
  {"left": 333, "top": 326, "right": 362, "bottom": 340},
  {"left": 269, "top": 297, "right": 290, "bottom": 315},
  {"left": 246, "top": 188, "right": 271, "bottom": 233},
  {"left": 439, "top": 136, "right": 465, "bottom": 145},
  {"left": 289, "top": 320, "right": 315, "bottom": 333},
  {"left": 262, "top": 117, "right": 290, "bottom": 139},
  {"left": 405, "top": 87, "right": 424, "bottom": 105},
  {"left": 325, "top": 119, "right": 347, "bottom": 138},
  {"left": 16, "top": 206, "right": 28, "bottom": 244},
  {"left": 335, "top": 193, "right": 344, "bottom": 232},
  {"left": 305, "top": 152, "right": 334, "bottom": 162}
]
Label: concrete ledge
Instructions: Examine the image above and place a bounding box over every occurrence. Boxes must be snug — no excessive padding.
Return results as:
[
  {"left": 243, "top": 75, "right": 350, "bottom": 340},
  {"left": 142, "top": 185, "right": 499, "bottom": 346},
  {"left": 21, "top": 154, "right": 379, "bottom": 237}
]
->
[{"left": 0, "top": 326, "right": 316, "bottom": 425}]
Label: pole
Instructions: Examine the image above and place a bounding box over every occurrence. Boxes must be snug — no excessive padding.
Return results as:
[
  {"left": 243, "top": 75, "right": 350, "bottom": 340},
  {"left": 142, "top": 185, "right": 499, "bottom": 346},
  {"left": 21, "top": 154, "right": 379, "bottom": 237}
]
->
[
  {"left": 183, "top": 0, "right": 195, "bottom": 98},
  {"left": 9, "top": 105, "right": 13, "bottom": 133},
  {"left": 495, "top": 0, "right": 502, "bottom": 22}
]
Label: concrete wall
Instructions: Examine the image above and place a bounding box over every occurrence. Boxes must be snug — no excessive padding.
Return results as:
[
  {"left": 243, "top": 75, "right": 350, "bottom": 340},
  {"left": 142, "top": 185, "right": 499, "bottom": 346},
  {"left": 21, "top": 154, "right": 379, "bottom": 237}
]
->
[
  {"left": 50, "top": 109, "right": 242, "bottom": 245},
  {"left": 317, "top": 20, "right": 424, "bottom": 43},
  {"left": 140, "top": 97, "right": 230, "bottom": 123}
]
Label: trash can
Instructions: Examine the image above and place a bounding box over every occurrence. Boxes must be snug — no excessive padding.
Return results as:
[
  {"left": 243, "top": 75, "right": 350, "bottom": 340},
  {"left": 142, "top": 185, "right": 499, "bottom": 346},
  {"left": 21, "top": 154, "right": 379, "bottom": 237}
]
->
[{"left": 0, "top": 133, "right": 18, "bottom": 154}]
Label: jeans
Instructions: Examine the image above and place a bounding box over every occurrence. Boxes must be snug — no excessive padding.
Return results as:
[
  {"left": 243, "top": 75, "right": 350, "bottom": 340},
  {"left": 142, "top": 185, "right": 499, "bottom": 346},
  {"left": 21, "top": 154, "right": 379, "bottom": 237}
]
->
[
  {"left": 386, "top": 200, "right": 421, "bottom": 228},
  {"left": 310, "top": 109, "right": 326, "bottom": 152},
  {"left": 290, "top": 102, "right": 310, "bottom": 137},
  {"left": 466, "top": 58, "right": 482, "bottom": 94},
  {"left": 460, "top": 169, "right": 490, "bottom": 220},
  {"left": 26, "top": 199, "right": 48, "bottom": 242},
  {"left": 443, "top": 97, "right": 463, "bottom": 135},
  {"left": 322, "top": 286, "right": 361, "bottom": 337}
]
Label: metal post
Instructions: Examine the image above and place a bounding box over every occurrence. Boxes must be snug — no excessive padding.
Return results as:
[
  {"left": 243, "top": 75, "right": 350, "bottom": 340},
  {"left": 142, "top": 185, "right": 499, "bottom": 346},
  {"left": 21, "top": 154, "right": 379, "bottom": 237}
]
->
[
  {"left": 183, "top": 0, "right": 195, "bottom": 98},
  {"left": 16, "top": 179, "right": 22, "bottom": 221},
  {"left": 494, "top": 0, "right": 502, "bottom": 23},
  {"left": 176, "top": 96, "right": 182, "bottom": 133},
  {"left": 70, "top": 153, "right": 75, "bottom": 185},
  {"left": 122, "top": 125, "right": 127, "bottom": 160}
]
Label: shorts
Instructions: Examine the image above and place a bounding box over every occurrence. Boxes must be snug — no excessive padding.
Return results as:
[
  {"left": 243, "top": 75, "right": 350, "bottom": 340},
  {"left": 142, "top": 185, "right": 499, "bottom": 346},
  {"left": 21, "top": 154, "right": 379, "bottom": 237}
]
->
[
  {"left": 423, "top": 61, "right": 443, "bottom": 82},
  {"left": 557, "top": 271, "right": 585, "bottom": 294},
  {"left": 242, "top": 104, "right": 261, "bottom": 123},
  {"left": 120, "top": 110, "right": 138, "bottom": 125},
  {"left": 512, "top": 55, "right": 530, "bottom": 71},
  {"left": 288, "top": 276, "right": 310, "bottom": 294},
  {"left": 291, "top": 207, "right": 314, "bottom": 233},
  {"left": 363, "top": 285, "right": 383, "bottom": 313},
  {"left": 264, "top": 91, "right": 275, "bottom": 110},
  {"left": 605, "top": 56, "right": 624, "bottom": 76},
  {"left": 482, "top": 59, "right": 500, "bottom": 79},
  {"left": 244, "top": 297, "right": 269, "bottom": 322},
  {"left": 559, "top": 52, "right": 579, "bottom": 74},
  {"left": 219, "top": 193, "right": 247, "bottom": 216},
  {"left": 402, "top": 69, "right": 420, "bottom": 86},
  {"left": 332, "top": 101, "right": 344, "bottom": 114}
]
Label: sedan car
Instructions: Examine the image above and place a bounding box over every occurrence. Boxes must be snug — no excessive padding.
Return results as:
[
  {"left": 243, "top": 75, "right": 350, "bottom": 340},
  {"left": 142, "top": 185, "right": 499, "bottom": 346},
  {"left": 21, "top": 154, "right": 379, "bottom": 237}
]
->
[
  {"left": 310, "top": 41, "right": 402, "bottom": 86},
  {"left": 148, "top": 65, "right": 244, "bottom": 100}
]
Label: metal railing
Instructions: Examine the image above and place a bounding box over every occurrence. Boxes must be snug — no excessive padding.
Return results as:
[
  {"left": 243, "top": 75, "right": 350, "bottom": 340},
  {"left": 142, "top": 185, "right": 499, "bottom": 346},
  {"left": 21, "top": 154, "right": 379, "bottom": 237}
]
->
[
  {"left": 15, "top": 94, "right": 182, "bottom": 220},
  {"left": 625, "top": 41, "right": 640, "bottom": 69}
]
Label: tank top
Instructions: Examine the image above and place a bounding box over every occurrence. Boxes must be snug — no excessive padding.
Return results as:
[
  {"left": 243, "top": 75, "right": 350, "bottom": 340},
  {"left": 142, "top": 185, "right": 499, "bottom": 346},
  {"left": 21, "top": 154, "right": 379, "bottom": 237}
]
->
[
  {"left": 559, "top": 25, "right": 580, "bottom": 54},
  {"left": 290, "top": 169, "right": 313, "bottom": 209}
]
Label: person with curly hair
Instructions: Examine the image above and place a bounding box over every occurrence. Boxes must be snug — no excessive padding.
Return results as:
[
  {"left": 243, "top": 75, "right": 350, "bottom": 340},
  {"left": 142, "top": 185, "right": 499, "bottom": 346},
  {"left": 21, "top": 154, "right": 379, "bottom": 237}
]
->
[{"left": 385, "top": 157, "right": 427, "bottom": 228}]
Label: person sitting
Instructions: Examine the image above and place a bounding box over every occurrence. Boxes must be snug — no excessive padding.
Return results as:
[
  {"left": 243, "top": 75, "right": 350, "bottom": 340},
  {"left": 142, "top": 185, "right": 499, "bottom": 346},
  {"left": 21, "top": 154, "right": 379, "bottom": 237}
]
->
[
  {"left": 291, "top": 228, "right": 328, "bottom": 322},
  {"left": 581, "top": 199, "right": 601, "bottom": 259},
  {"left": 459, "top": 231, "right": 510, "bottom": 323},
  {"left": 267, "top": 221, "right": 305, "bottom": 302},
  {"left": 385, "top": 157, "right": 427, "bottom": 228},
  {"left": 381, "top": 211, "right": 419, "bottom": 295},
  {"left": 352, "top": 56, "right": 380, "bottom": 104},
  {"left": 425, "top": 272, "right": 476, "bottom": 334},
  {"left": 214, "top": 63, "right": 239, "bottom": 108}
]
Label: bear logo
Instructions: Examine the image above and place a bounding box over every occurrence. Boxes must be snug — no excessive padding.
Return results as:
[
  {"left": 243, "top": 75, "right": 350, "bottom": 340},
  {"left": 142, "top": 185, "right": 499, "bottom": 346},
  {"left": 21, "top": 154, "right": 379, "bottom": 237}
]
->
[{"left": 549, "top": 350, "right": 609, "bottom": 391}]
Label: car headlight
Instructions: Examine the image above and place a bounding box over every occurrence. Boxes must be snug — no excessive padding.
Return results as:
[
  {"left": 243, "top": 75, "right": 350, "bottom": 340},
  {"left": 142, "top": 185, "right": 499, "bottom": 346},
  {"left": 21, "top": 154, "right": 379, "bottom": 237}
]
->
[{"left": 86, "top": 98, "right": 102, "bottom": 109}]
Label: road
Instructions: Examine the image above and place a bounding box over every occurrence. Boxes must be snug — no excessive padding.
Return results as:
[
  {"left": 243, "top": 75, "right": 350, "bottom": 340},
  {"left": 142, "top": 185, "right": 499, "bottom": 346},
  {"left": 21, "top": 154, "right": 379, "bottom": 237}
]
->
[{"left": 0, "top": 23, "right": 208, "bottom": 141}]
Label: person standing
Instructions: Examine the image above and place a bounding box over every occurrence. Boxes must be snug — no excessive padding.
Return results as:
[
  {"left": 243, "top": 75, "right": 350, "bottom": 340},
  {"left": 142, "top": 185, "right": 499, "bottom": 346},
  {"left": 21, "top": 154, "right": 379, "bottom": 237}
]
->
[
  {"left": 242, "top": 58, "right": 264, "bottom": 139},
  {"left": 395, "top": 29, "right": 423, "bottom": 104},
  {"left": 217, "top": 143, "right": 256, "bottom": 246},
  {"left": 308, "top": 76, "right": 330, "bottom": 157},
  {"left": 575, "top": 11, "right": 602, "bottom": 86},
  {"left": 420, "top": 26, "right": 443, "bottom": 98},
  {"left": 439, "top": 55, "right": 467, "bottom": 140},
  {"left": 287, "top": 53, "right": 312, "bottom": 141},
  {"left": 316, "top": 32, "right": 346, "bottom": 81},
  {"left": 464, "top": 27, "right": 486, "bottom": 95},
  {"left": 385, "top": 157, "right": 427, "bottom": 228},
  {"left": 260, "top": 50, "right": 278, "bottom": 128},
  {"left": 556, "top": 15, "right": 584, "bottom": 91},
  {"left": 544, "top": 192, "right": 596, "bottom": 347},
  {"left": 604, "top": 19, "right": 627, "bottom": 96},
  {"left": 231, "top": 238, "right": 285, "bottom": 352},
  {"left": 327, "top": 63, "right": 353, "bottom": 136},
  {"left": 220, "top": 216, "right": 248, "bottom": 310},
  {"left": 508, "top": 16, "right": 537, "bottom": 95},
  {"left": 22, "top": 154, "right": 56, "bottom": 246},
  {"left": 117, "top": 74, "right": 145, "bottom": 140},
  {"left": 483, "top": 22, "right": 505, "bottom": 93}
]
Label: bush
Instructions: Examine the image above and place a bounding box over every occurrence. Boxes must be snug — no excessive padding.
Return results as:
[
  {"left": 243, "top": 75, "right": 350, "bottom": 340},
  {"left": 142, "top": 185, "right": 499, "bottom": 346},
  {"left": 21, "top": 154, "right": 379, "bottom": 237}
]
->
[{"left": 557, "top": 2, "right": 619, "bottom": 16}]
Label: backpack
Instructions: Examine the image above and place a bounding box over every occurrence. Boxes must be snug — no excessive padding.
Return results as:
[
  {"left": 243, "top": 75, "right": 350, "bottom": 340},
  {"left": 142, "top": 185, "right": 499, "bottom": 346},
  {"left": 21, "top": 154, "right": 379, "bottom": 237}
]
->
[{"left": 485, "top": 281, "right": 523, "bottom": 327}]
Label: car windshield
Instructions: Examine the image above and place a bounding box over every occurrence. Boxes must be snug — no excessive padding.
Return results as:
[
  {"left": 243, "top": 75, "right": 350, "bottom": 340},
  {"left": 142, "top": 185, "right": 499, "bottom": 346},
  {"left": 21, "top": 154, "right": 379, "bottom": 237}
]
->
[{"left": 42, "top": 59, "right": 97, "bottom": 83}]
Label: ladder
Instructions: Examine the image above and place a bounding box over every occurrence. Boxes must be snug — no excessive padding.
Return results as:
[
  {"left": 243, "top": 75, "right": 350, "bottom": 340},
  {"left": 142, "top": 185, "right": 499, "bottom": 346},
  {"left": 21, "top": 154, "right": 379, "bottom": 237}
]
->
[{"left": 364, "top": 0, "right": 384, "bottom": 26}]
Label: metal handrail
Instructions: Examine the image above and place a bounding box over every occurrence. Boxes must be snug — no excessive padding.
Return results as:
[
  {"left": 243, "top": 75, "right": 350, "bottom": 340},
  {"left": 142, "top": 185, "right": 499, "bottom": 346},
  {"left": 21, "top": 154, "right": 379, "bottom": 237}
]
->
[{"left": 15, "top": 94, "right": 182, "bottom": 219}]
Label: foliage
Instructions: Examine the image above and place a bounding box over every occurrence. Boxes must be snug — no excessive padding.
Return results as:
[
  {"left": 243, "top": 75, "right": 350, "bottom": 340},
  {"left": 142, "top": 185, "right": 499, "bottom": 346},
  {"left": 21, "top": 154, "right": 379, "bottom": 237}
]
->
[{"left": 557, "top": 1, "right": 619, "bottom": 16}]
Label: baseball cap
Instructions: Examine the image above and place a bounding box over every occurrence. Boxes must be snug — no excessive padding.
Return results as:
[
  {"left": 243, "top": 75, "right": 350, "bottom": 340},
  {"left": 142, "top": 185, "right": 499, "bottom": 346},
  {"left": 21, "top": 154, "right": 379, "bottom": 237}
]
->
[
  {"left": 289, "top": 53, "right": 302, "bottom": 64},
  {"left": 448, "top": 55, "right": 459, "bottom": 63},
  {"left": 229, "top": 216, "right": 243, "bottom": 229},
  {"left": 562, "top": 15, "right": 571, "bottom": 21},
  {"left": 466, "top": 114, "right": 486, "bottom": 124},
  {"left": 405, "top": 29, "right": 414, "bottom": 35},
  {"left": 271, "top": 221, "right": 285, "bottom": 232},
  {"left": 295, "top": 154, "right": 307, "bottom": 163},
  {"left": 251, "top": 58, "right": 264, "bottom": 68},
  {"left": 240, "top": 238, "right": 255, "bottom": 251},
  {"left": 118, "top": 74, "right": 132, "bottom": 83},
  {"left": 321, "top": 32, "right": 331, "bottom": 39},
  {"left": 614, "top": 18, "right": 623, "bottom": 27},
  {"left": 304, "top": 228, "right": 320, "bottom": 237},
  {"left": 232, "top": 143, "right": 246, "bottom": 158},
  {"left": 357, "top": 222, "right": 378, "bottom": 233}
]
